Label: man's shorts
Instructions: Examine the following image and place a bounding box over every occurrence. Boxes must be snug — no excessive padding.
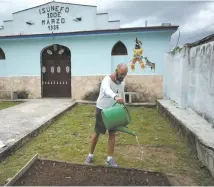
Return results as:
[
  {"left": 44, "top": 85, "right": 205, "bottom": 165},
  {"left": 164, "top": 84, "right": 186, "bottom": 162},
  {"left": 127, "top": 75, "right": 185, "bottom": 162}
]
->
[{"left": 94, "top": 107, "right": 115, "bottom": 135}]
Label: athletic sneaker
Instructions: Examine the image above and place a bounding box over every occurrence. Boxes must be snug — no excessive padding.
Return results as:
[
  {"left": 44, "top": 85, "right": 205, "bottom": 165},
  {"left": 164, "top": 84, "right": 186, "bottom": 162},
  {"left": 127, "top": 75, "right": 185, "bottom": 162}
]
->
[
  {"left": 106, "top": 158, "right": 118, "bottom": 168},
  {"left": 85, "top": 155, "right": 94, "bottom": 164}
]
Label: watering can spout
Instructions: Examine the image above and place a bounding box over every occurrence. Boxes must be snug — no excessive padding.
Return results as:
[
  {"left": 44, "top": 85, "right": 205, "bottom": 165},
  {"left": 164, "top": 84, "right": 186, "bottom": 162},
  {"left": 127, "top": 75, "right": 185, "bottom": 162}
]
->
[
  {"left": 116, "top": 127, "right": 136, "bottom": 136},
  {"left": 101, "top": 102, "right": 136, "bottom": 136}
]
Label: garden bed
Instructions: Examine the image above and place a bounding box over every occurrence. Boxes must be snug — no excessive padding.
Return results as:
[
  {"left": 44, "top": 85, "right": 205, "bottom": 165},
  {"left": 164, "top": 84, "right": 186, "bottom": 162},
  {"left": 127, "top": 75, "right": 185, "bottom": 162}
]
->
[
  {"left": 1, "top": 104, "right": 214, "bottom": 186},
  {"left": 9, "top": 156, "right": 171, "bottom": 186}
]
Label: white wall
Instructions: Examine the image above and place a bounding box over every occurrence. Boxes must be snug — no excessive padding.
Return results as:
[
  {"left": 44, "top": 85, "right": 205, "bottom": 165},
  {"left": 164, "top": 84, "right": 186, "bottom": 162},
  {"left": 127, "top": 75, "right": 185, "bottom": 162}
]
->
[
  {"left": 164, "top": 41, "right": 214, "bottom": 124},
  {"left": 96, "top": 14, "right": 108, "bottom": 30},
  {"left": 0, "top": 2, "right": 120, "bottom": 36},
  {"left": 108, "top": 21, "right": 120, "bottom": 29}
]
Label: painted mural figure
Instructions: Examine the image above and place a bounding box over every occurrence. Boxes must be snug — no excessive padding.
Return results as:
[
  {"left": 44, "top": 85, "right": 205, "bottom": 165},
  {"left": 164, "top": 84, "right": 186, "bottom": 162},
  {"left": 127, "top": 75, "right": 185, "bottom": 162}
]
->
[{"left": 130, "top": 37, "right": 145, "bottom": 71}]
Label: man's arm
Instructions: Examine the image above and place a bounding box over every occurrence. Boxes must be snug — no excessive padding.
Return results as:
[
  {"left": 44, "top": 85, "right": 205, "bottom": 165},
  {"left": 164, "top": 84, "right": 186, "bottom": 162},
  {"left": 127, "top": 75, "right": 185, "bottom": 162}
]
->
[
  {"left": 102, "top": 78, "right": 117, "bottom": 99},
  {"left": 102, "top": 78, "right": 124, "bottom": 104},
  {"left": 121, "top": 83, "right": 126, "bottom": 104}
]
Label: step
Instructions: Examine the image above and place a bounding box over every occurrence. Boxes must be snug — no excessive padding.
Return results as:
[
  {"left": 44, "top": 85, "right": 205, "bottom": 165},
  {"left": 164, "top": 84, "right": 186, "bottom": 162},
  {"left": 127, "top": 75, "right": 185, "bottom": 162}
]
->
[{"left": 157, "top": 99, "right": 214, "bottom": 178}]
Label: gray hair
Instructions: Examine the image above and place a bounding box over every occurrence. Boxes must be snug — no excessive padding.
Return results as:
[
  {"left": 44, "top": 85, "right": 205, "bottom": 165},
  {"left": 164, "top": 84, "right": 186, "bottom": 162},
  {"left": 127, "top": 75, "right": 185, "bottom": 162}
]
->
[{"left": 116, "top": 63, "right": 127, "bottom": 69}]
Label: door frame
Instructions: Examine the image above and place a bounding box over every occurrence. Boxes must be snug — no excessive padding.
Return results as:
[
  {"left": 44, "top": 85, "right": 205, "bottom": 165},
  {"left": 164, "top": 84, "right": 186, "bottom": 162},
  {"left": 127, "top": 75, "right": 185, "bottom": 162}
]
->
[{"left": 40, "top": 44, "right": 71, "bottom": 98}]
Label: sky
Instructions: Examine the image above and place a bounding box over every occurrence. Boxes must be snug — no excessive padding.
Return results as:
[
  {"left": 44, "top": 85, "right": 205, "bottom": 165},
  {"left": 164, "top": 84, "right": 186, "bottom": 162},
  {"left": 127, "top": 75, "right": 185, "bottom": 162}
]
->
[{"left": 0, "top": 0, "right": 214, "bottom": 49}]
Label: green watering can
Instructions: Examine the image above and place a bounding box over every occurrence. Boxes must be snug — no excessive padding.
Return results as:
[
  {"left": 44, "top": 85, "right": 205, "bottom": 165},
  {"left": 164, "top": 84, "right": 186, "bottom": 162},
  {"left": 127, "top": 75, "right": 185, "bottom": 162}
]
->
[{"left": 101, "top": 102, "right": 136, "bottom": 136}]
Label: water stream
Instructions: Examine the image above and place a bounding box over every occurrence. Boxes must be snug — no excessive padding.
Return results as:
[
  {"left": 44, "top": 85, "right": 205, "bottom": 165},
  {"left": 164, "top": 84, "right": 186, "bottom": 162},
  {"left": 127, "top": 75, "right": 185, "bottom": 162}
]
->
[{"left": 135, "top": 135, "right": 144, "bottom": 164}]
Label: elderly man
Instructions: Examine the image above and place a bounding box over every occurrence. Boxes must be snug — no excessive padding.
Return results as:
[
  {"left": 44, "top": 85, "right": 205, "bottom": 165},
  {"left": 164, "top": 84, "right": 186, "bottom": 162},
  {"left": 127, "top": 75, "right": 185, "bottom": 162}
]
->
[{"left": 85, "top": 63, "right": 128, "bottom": 167}]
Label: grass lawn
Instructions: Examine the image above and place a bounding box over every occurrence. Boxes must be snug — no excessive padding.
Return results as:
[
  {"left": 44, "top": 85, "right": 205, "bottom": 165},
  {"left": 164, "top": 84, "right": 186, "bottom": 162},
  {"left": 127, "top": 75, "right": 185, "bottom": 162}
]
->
[
  {"left": 0, "top": 101, "right": 22, "bottom": 110},
  {"left": 0, "top": 104, "right": 213, "bottom": 185}
]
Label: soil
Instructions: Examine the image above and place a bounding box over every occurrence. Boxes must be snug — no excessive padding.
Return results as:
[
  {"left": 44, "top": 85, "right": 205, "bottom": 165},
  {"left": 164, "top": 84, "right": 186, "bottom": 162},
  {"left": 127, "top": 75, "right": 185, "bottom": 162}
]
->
[
  {"left": 13, "top": 159, "right": 171, "bottom": 186},
  {"left": 115, "top": 145, "right": 197, "bottom": 185}
]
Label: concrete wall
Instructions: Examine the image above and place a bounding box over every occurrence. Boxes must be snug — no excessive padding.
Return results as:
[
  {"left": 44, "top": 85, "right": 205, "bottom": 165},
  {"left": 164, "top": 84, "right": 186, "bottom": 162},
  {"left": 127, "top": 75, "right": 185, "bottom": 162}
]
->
[
  {"left": 164, "top": 41, "right": 214, "bottom": 124},
  {"left": 72, "top": 75, "right": 163, "bottom": 102}
]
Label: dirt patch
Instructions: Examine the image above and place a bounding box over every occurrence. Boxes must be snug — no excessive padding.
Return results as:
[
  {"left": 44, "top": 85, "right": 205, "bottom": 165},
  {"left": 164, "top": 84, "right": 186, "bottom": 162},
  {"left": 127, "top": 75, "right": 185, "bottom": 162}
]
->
[
  {"left": 116, "top": 144, "right": 178, "bottom": 162},
  {"left": 13, "top": 159, "right": 171, "bottom": 186},
  {"left": 116, "top": 145, "right": 198, "bottom": 186},
  {"left": 174, "top": 175, "right": 198, "bottom": 186}
]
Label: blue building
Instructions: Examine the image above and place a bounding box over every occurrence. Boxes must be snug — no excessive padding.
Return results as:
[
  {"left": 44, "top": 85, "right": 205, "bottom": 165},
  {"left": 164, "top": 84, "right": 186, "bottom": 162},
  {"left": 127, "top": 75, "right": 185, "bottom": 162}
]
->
[{"left": 0, "top": 1, "right": 178, "bottom": 101}]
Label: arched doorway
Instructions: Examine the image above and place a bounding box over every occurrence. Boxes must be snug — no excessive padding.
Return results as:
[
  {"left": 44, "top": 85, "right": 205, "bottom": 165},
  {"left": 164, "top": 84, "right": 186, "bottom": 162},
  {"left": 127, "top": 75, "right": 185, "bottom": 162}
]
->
[{"left": 41, "top": 44, "right": 71, "bottom": 98}]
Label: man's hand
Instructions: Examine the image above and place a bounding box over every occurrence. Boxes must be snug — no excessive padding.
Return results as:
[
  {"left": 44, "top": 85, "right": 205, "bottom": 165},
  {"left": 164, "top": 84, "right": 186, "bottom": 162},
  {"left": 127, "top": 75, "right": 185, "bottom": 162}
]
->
[{"left": 114, "top": 96, "right": 124, "bottom": 104}]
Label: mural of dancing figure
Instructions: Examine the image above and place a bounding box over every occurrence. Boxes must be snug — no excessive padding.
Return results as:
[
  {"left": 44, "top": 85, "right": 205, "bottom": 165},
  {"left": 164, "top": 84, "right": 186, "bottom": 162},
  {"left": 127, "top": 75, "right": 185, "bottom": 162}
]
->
[{"left": 130, "top": 37, "right": 145, "bottom": 71}]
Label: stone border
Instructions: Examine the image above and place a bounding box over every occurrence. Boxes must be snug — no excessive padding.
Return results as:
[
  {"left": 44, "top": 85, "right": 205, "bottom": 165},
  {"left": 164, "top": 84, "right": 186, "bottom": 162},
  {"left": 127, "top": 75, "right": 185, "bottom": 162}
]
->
[
  {"left": 0, "top": 98, "right": 51, "bottom": 101},
  {"left": 76, "top": 100, "right": 156, "bottom": 108},
  {"left": 126, "top": 102, "right": 156, "bottom": 108},
  {"left": 0, "top": 102, "right": 77, "bottom": 162},
  {"left": 156, "top": 100, "right": 214, "bottom": 178},
  {"left": 0, "top": 99, "right": 28, "bottom": 102},
  {"left": 0, "top": 99, "right": 156, "bottom": 107},
  {"left": 5, "top": 155, "right": 179, "bottom": 186},
  {"left": 5, "top": 154, "right": 38, "bottom": 186}
]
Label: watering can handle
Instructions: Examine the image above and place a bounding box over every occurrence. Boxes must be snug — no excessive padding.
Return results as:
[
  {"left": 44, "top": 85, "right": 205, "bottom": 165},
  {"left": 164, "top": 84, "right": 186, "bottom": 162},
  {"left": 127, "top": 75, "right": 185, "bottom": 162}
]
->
[
  {"left": 123, "top": 104, "right": 131, "bottom": 122},
  {"left": 112, "top": 101, "right": 125, "bottom": 107},
  {"left": 112, "top": 102, "right": 132, "bottom": 122},
  {"left": 112, "top": 102, "right": 118, "bottom": 107}
]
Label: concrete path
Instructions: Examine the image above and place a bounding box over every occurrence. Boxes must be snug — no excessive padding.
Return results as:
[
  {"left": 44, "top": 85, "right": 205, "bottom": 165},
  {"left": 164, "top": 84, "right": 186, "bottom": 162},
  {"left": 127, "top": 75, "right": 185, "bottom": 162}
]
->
[{"left": 0, "top": 99, "right": 75, "bottom": 159}]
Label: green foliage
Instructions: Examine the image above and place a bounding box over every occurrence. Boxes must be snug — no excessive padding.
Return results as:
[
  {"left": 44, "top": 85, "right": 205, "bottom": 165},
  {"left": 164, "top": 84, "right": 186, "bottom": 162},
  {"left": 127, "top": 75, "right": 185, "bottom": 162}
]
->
[
  {"left": 170, "top": 46, "right": 183, "bottom": 55},
  {"left": 83, "top": 81, "right": 101, "bottom": 101},
  {"left": 16, "top": 90, "right": 29, "bottom": 99}
]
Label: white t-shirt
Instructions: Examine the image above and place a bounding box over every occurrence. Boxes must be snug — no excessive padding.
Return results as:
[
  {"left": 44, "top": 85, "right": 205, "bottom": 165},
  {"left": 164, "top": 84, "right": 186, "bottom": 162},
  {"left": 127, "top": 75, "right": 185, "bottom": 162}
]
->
[{"left": 96, "top": 75, "right": 125, "bottom": 109}]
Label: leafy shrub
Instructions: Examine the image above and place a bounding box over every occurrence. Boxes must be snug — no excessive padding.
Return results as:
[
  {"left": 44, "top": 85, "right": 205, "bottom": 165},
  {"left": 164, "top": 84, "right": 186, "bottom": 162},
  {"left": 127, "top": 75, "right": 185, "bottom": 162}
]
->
[
  {"left": 16, "top": 90, "right": 29, "bottom": 99},
  {"left": 83, "top": 81, "right": 101, "bottom": 101}
]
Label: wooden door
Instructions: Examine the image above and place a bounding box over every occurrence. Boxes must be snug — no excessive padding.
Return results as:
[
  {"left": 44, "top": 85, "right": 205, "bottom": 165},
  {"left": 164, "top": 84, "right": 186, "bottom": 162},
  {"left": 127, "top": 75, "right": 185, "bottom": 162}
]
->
[{"left": 41, "top": 44, "right": 71, "bottom": 98}]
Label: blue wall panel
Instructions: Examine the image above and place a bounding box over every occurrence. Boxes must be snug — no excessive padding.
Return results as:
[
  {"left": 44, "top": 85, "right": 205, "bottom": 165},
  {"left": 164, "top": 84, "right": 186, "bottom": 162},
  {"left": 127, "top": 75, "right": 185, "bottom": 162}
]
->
[{"left": 0, "top": 31, "right": 172, "bottom": 77}]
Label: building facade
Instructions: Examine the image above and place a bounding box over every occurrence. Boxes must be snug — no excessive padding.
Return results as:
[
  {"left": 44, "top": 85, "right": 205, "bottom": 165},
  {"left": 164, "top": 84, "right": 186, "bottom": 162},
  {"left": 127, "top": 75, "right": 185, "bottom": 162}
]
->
[{"left": 0, "top": 1, "right": 178, "bottom": 101}]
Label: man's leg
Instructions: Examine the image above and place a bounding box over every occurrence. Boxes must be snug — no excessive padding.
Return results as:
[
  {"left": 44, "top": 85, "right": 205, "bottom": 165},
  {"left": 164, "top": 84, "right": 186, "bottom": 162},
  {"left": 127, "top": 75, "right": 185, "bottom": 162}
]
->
[
  {"left": 106, "top": 131, "right": 118, "bottom": 167},
  {"left": 85, "top": 132, "right": 99, "bottom": 164},
  {"left": 85, "top": 108, "right": 106, "bottom": 164},
  {"left": 108, "top": 131, "right": 115, "bottom": 156},
  {"left": 90, "top": 132, "right": 99, "bottom": 155}
]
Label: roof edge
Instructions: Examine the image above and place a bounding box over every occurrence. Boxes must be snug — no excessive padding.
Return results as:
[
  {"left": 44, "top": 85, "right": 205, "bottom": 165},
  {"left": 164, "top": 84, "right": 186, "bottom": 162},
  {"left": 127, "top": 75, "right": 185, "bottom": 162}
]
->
[
  {"left": 185, "top": 33, "right": 214, "bottom": 48},
  {"left": 108, "top": 20, "right": 120, "bottom": 23},
  {"left": 96, "top": 13, "right": 108, "bottom": 15},
  {"left": 120, "top": 25, "right": 179, "bottom": 31},
  {"left": 0, "top": 26, "right": 179, "bottom": 39},
  {"left": 3, "top": 20, "right": 13, "bottom": 22}
]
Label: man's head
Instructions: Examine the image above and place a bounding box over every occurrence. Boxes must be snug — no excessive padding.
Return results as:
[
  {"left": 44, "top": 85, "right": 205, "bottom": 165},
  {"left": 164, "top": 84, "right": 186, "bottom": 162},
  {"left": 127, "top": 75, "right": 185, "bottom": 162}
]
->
[{"left": 115, "top": 63, "right": 128, "bottom": 84}]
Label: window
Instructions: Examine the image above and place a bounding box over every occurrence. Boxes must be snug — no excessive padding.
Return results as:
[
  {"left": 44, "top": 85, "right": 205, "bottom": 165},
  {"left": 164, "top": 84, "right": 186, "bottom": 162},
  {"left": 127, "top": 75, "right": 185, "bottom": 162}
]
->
[
  {"left": 0, "top": 48, "right": 5, "bottom": 60},
  {"left": 111, "top": 41, "right": 128, "bottom": 56}
]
